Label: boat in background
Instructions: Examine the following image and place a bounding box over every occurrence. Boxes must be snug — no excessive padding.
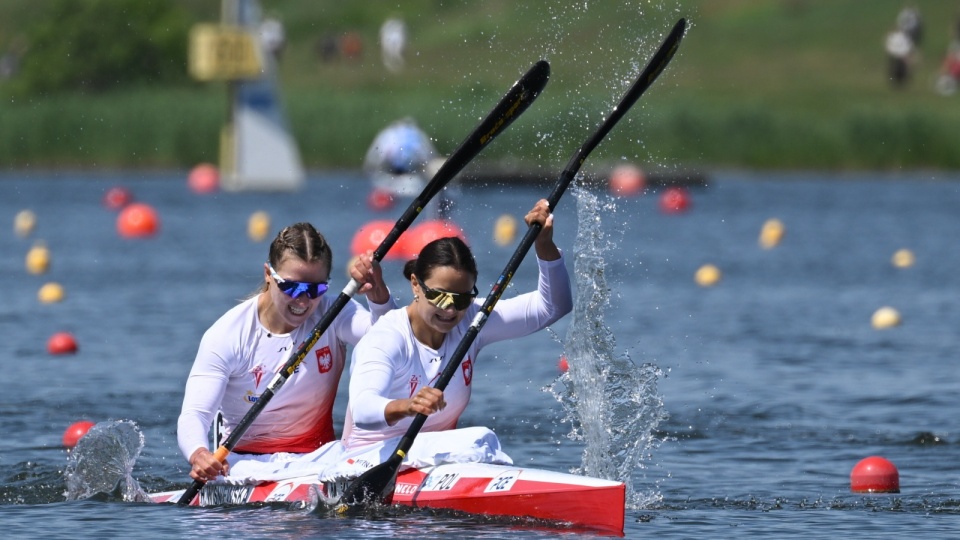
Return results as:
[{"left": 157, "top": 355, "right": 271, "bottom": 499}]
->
[
  {"left": 189, "top": 0, "right": 304, "bottom": 191},
  {"left": 150, "top": 461, "right": 626, "bottom": 535}
]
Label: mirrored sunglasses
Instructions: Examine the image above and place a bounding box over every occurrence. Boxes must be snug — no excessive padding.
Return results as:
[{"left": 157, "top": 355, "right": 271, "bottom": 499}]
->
[
  {"left": 415, "top": 274, "right": 478, "bottom": 311},
  {"left": 268, "top": 264, "right": 329, "bottom": 299}
]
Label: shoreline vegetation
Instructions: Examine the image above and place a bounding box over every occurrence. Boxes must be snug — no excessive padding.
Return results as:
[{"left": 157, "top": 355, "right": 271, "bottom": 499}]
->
[{"left": 1, "top": 0, "right": 959, "bottom": 173}]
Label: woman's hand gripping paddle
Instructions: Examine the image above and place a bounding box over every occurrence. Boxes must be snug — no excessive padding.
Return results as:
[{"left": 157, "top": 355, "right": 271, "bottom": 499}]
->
[
  {"left": 176, "top": 60, "right": 551, "bottom": 506},
  {"left": 336, "top": 18, "right": 687, "bottom": 510}
]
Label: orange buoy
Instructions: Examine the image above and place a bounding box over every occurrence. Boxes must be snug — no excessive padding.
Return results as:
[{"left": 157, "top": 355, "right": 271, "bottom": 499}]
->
[
  {"left": 103, "top": 186, "right": 133, "bottom": 210},
  {"left": 558, "top": 355, "right": 569, "bottom": 373},
  {"left": 188, "top": 163, "right": 220, "bottom": 194},
  {"left": 367, "top": 188, "right": 395, "bottom": 211},
  {"left": 62, "top": 420, "right": 96, "bottom": 449},
  {"left": 659, "top": 187, "right": 690, "bottom": 214},
  {"left": 350, "top": 220, "right": 406, "bottom": 260},
  {"left": 608, "top": 164, "right": 646, "bottom": 197},
  {"left": 850, "top": 456, "right": 900, "bottom": 493},
  {"left": 47, "top": 332, "right": 78, "bottom": 355},
  {"left": 399, "top": 220, "right": 467, "bottom": 259},
  {"left": 117, "top": 203, "right": 159, "bottom": 238}
]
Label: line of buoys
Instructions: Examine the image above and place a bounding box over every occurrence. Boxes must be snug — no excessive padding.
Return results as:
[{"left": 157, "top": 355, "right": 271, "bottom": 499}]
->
[
  {"left": 188, "top": 163, "right": 220, "bottom": 194},
  {"left": 38, "top": 282, "right": 65, "bottom": 304},
  {"left": 117, "top": 202, "right": 160, "bottom": 238},
  {"left": 103, "top": 186, "right": 133, "bottom": 210},
  {"left": 47, "top": 331, "right": 78, "bottom": 355},
  {"left": 350, "top": 219, "right": 468, "bottom": 261},
  {"left": 871, "top": 306, "right": 901, "bottom": 329},
  {"left": 694, "top": 264, "right": 722, "bottom": 287},
  {"left": 608, "top": 164, "right": 646, "bottom": 197},
  {"left": 659, "top": 186, "right": 690, "bottom": 214},
  {"left": 350, "top": 220, "right": 407, "bottom": 260},
  {"left": 398, "top": 220, "right": 467, "bottom": 259},
  {"left": 366, "top": 188, "right": 395, "bottom": 212},
  {"left": 26, "top": 242, "right": 51, "bottom": 275},
  {"left": 891, "top": 248, "right": 915, "bottom": 269},
  {"left": 759, "top": 218, "right": 785, "bottom": 249},
  {"left": 14, "top": 209, "right": 37, "bottom": 238},
  {"left": 850, "top": 456, "right": 900, "bottom": 493},
  {"left": 493, "top": 214, "right": 517, "bottom": 246},
  {"left": 62, "top": 420, "right": 96, "bottom": 449},
  {"left": 248, "top": 211, "right": 271, "bottom": 242}
]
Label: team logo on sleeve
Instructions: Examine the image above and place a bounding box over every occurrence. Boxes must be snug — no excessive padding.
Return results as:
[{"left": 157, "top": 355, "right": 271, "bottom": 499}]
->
[
  {"left": 461, "top": 357, "right": 473, "bottom": 386},
  {"left": 315, "top": 346, "right": 333, "bottom": 373}
]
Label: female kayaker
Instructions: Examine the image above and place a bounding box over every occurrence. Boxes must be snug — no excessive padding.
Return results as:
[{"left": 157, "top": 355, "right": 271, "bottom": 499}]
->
[
  {"left": 342, "top": 199, "right": 572, "bottom": 455},
  {"left": 177, "top": 222, "right": 396, "bottom": 483}
]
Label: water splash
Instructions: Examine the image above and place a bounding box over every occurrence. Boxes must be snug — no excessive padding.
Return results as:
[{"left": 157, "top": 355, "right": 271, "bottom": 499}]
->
[
  {"left": 64, "top": 419, "right": 150, "bottom": 502},
  {"left": 548, "top": 185, "right": 667, "bottom": 509}
]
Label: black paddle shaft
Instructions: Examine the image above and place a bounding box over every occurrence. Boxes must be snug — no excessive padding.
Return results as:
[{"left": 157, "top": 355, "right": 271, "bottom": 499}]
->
[
  {"left": 339, "top": 18, "right": 687, "bottom": 508},
  {"left": 176, "top": 59, "right": 550, "bottom": 507}
]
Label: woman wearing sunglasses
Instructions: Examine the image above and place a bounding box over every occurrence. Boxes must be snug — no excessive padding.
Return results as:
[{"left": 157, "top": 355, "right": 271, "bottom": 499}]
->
[
  {"left": 340, "top": 199, "right": 571, "bottom": 462},
  {"left": 177, "top": 222, "right": 397, "bottom": 484}
]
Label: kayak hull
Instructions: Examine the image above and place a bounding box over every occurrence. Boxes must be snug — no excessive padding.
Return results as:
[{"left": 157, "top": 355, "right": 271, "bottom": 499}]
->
[{"left": 150, "top": 462, "right": 625, "bottom": 534}]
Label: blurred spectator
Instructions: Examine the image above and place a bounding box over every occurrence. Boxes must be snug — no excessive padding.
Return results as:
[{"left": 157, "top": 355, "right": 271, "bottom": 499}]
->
[
  {"left": 260, "top": 16, "right": 285, "bottom": 62},
  {"left": 885, "top": 28, "right": 915, "bottom": 88},
  {"left": 934, "top": 11, "right": 960, "bottom": 96},
  {"left": 340, "top": 32, "right": 363, "bottom": 61},
  {"left": 0, "top": 37, "right": 26, "bottom": 81},
  {"left": 380, "top": 17, "right": 407, "bottom": 73},
  {"left": 316, "top": 34, "right": 339, "bottom": 63},
  {"left": 896, "top": 5, "right": 923, "bottom": 46}
]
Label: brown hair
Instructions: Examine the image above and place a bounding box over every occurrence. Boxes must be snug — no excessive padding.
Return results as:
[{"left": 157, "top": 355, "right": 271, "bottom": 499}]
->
[
  {"left": 259, "top": 222, "right": 333, "bottom": 293},
  {"left": 402, "top": 236, "right": 477, "bottom": 282}
]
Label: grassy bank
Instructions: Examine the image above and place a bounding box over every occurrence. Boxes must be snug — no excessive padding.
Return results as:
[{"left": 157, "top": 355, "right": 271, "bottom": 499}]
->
[{"left": 1, "top": 0, "right": 959, "bottom": 171}]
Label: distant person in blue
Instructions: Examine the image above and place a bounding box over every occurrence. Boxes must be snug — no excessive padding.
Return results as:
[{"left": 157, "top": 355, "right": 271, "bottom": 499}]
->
[{"left": 364, "top": 117, "right": 453, "bottom": 218}]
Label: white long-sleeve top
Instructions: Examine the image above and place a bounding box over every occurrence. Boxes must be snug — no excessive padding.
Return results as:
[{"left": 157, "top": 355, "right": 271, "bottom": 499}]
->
[
  {"left": 343, "top": 254, "right": 572, "bottom": 449},
  {"left": 177, "top": 293, "right": 396, "bottom": 460}
]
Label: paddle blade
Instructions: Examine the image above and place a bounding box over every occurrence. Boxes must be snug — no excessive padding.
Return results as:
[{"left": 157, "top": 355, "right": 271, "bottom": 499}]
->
[{"left": 335, "top": 454, "right": 403, "bottom": 509}]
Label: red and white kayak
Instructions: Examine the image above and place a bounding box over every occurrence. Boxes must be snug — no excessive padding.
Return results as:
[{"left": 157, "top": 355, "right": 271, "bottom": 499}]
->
[{"left": 150, "top": 461, "right": 625, "bottom": 534}]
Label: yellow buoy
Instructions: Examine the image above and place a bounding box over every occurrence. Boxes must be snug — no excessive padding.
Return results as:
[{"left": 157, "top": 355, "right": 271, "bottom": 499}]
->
[
  {"left": 38, "top": 282, "right": 65, "bottom": 304},
  {"left": 493, "top": 214, "right": 517, "bottom": 247},
  {"left": 25, "top": 242, "right": 51, "bottom": 275},
  {"left": 14, "top": 209, "right": 37, "bottom": 238},
  {"left": 694, "top": 264, "right": 722, "bottom": 287},
  {"left": 248, "top": 211, "right": 271, "bottom": 242},
  {"left": 871, "top": 306, "right": 901, "bottom": 329},
  {"left": 759, "top": 218, "right": 785, "bottom": 249},
  {"left": 891, "top": 249, "right": 915, "bottom": 269}
]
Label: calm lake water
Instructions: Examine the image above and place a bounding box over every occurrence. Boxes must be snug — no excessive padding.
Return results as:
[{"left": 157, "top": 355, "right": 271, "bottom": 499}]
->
[{"left": 3, "top": 169, "right": 960, "bottom": 538}]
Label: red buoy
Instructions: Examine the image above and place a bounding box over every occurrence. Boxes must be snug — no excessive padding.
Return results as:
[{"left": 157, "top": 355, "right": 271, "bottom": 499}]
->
[
  {"left": 366, "top": 188, "right": 395, "bottom": 212},
  {"left": 188, "top": 163, "right": 219, "bottom": 194},
  {"left": 558, "top": 355, "right": 569, "bottom": 373},
  {"left": 659, "top": 186, "right": 690, "bottom": 214},
  {"left": 47, "top": 332, "right": 78, "bottom": 355},
  {"left": 62, "top": 420, "right": 95, "bottom": 448},
  {"left": 103, "top": 186, "right": 133, "bottom": 210},
  {"left": 608, "top": 164, "right": 646, "bottom": 197},
  {"left": 350, "top": 220, "right": 406, "bottom": 260},
  {"left": 850, "top": 456, "right": 900, "bottom": 493},
  {"left": 117, "top": 203, "right": 159, "bottom": 238},
  {"left": 398, "top": 220, "right": 467, "bottom": 259}
]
